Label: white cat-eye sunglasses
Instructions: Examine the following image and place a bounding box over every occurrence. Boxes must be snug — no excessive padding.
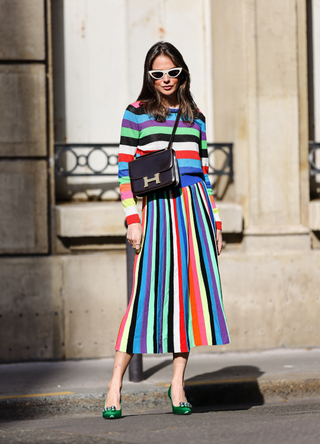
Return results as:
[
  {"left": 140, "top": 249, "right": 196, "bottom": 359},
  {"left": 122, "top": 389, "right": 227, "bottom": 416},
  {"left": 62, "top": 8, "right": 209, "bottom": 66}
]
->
[{"left": 148, "top": 67, "right": 183, "bottom": 80}]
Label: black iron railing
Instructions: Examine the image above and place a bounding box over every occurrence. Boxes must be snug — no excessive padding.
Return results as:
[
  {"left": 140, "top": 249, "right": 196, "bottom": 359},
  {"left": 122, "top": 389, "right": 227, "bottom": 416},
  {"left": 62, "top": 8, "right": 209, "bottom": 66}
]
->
[
  {"left": 54, "top": 143, "right": 119, "bottom": 177},
  {"left": 309, "top": 142, "right": 320, "bottom": 175},
  {"left": 54, "top": 143, "right": 234, "bottom": 181},
  {"left": 208, "top": 143, "right": 233, "bottom": 181}
]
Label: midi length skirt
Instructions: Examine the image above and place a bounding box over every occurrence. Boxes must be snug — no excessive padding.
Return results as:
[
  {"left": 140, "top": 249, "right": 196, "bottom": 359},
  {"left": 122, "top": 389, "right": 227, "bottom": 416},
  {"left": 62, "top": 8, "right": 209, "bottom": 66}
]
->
[{"left": 116, "top": 179, "right": 230, "bottom": 354}]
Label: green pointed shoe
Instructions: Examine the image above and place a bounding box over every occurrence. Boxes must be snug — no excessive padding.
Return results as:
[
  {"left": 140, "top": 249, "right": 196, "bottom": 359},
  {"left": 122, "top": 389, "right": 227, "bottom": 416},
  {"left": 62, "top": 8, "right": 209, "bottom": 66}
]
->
[
  {"left": 168, "top": 385, "right": 192, "bottom": 415},
  {"left": 102, "top": 396, "right": 122, "bottom": 419}
]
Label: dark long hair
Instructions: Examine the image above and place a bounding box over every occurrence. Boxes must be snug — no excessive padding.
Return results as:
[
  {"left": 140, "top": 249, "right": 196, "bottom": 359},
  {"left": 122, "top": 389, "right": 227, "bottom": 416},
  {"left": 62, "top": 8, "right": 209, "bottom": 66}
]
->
[{"left": 137, "top": 42, "right": 199, "bottom": 123}]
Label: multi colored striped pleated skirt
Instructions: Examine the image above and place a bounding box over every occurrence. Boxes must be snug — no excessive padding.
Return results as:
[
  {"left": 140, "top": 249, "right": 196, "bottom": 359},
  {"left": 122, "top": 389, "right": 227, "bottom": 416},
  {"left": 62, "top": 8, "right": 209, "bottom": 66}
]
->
[{"left": 115, "top": 178, "right": 230, "bottom": 354}]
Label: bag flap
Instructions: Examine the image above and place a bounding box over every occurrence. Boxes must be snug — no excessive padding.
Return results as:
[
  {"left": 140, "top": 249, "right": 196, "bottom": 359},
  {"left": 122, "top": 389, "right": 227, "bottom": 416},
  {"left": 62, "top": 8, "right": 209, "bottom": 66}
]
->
[{"left": 129, "top": 149, "right": 174, "bottom": 180}]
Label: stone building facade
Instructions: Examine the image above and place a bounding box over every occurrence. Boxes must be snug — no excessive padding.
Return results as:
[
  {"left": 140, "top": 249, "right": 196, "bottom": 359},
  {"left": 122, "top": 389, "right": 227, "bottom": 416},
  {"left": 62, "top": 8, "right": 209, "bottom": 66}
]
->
[{"left": 0, "top": 0, "right": 320, "bottom": 363}]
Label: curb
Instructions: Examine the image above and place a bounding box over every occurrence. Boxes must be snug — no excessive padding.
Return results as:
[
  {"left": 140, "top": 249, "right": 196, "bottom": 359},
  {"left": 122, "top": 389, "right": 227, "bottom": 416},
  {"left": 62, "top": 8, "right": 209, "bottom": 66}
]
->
[{"left": 1, "top": 378, "right": 320, "bottom": 420}]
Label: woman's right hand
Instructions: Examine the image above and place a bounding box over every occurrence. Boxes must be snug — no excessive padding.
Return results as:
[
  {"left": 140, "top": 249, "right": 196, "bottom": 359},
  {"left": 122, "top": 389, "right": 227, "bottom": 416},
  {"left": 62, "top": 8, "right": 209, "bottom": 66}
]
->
[{"left": 127, "top": 223, "right": 143, "bottom": 253}]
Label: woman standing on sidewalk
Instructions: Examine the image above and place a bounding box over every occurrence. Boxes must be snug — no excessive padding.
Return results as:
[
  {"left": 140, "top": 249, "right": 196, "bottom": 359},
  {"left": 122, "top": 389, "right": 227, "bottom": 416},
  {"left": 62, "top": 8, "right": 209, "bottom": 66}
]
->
[{"left": 103, "top": 41, "right": 230, "bottom": 419}]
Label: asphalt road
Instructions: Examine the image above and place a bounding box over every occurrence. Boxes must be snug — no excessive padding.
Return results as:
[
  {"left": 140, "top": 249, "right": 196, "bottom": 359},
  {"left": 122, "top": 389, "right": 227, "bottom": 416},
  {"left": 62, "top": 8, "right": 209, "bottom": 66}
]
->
[{"left": 0, "top": 398, "right": 319, "bottom": 444}]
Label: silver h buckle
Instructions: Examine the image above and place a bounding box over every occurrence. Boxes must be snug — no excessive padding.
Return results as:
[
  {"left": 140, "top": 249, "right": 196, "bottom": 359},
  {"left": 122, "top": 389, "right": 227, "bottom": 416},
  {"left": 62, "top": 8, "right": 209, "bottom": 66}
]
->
[{"left": 143, "top": 173, "right": 161, "bottom": 188}]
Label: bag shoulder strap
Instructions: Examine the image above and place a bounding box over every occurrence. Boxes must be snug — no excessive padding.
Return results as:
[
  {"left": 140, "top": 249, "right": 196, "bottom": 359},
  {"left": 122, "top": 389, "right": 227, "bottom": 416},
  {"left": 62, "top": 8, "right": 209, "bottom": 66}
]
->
[{"left": 167, "top": 108, "right": 182, "bottom": 150}]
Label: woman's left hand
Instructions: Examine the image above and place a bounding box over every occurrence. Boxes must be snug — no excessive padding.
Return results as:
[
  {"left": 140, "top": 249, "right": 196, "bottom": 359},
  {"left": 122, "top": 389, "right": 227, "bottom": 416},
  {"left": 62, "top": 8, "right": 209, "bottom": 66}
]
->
[{"left": 216, "top": 229, "right": 223, "bottom": 255}]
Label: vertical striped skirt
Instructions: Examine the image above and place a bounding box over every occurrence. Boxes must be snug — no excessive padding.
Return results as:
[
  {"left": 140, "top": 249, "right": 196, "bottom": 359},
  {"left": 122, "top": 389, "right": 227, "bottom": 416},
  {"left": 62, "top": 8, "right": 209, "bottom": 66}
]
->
[{"left": 115, "top": 179, "right": 230, "bottom": 354}]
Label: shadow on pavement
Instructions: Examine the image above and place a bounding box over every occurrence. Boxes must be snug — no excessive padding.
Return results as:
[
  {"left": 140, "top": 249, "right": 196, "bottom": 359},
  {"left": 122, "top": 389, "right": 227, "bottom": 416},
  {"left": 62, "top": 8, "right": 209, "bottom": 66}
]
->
[
  {"left": 185, "top": 365, "right": 264, "bottom": 410},
  {"left": 143, "top": 359, "right": 172, "bottom": 380}
]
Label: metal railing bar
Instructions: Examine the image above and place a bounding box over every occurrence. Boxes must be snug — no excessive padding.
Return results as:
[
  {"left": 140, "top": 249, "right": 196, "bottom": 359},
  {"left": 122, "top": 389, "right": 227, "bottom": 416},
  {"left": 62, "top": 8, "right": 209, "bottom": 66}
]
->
[{"left": 309, "top": 142, "right": 320, "bottom": 175}]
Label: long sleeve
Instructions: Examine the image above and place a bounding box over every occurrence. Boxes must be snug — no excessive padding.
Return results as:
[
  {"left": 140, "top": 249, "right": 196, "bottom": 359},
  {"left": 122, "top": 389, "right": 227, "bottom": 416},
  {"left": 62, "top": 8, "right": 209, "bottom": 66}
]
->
[
  {"left": 199, "top": 117, "right": 222, "bottom": 231},
  {"left": 118, "top": 104, "right": 141, "bottom": 225}
]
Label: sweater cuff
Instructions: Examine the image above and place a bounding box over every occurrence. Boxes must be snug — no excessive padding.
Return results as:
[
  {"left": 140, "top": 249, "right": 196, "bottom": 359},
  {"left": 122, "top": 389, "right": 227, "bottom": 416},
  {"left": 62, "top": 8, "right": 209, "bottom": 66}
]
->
[
  {"left": 215, "top": 221, "right": 222, "bottom": 231},
  {"left": 127, "top": 214, "right": 141, "bottom": 225}
]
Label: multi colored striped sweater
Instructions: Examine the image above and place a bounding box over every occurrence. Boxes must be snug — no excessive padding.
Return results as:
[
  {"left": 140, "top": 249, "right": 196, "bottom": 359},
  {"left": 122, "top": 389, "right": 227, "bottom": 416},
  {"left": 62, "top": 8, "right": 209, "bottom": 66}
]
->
[{"left": 118, "top": 101, "right": 222, "bottom": 230}]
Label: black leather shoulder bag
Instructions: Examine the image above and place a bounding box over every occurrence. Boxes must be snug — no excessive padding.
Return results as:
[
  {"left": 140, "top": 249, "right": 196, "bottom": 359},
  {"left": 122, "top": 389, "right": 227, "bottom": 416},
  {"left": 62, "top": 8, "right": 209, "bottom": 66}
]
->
[{"left": 128, "top": 109, "right": 182, "bottom": 197}]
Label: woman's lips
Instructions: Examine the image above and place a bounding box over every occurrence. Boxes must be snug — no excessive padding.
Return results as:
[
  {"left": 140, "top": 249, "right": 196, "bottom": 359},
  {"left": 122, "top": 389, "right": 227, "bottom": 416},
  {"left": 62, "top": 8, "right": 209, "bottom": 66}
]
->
[{"left": 163, "top": 85, "right": 173, "bottom": 90}]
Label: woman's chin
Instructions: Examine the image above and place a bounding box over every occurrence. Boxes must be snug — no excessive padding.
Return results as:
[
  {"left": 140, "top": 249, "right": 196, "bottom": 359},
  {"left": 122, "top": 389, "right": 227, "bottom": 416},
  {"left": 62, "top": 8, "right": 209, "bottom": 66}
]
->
[{"left": 160, "top": 90, "right": 178, "bottom": 102}]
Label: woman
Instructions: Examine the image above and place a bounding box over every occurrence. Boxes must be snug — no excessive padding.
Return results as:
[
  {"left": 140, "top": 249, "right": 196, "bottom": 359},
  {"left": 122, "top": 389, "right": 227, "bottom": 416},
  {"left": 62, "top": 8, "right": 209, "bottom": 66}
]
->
[{"left": 103, "top": 42, "right": 230, "bottom": 419}]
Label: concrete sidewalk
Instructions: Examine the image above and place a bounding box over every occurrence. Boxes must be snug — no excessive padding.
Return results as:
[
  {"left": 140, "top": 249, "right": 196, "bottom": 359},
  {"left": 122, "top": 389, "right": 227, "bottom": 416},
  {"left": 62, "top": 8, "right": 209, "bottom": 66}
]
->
[{"left": 1, "top": 348, "right": 320, "bottom": 419}]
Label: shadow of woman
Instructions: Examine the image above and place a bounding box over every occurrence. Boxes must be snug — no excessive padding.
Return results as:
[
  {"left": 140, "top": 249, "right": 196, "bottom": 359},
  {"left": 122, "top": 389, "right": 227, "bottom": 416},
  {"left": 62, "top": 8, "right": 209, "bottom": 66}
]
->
[{"left": 185, "top": 365, "right": 265, "bottom": 412}]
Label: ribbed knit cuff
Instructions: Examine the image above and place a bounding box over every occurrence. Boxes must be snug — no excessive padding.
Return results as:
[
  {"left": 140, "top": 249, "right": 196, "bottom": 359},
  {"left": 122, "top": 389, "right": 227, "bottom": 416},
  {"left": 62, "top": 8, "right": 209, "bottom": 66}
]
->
[
  {"left": 126, "top": 214, "right": 141, "bottom": 225},
  {"left": 216, "top": 221, "right": 222, "bottom": 231}
]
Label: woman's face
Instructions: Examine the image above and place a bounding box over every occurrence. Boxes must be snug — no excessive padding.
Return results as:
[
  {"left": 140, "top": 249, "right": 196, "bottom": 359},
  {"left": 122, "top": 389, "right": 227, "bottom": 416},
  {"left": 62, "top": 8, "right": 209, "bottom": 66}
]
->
[{"left": 151, "top": 55, "right": 180, "bottom": 102}]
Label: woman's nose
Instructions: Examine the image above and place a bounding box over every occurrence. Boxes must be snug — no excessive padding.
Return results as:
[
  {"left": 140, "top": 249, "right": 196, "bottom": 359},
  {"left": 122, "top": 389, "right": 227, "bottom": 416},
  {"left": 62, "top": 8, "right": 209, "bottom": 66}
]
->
[{"left": 163, "top": 74, "right": 170, "bottom": 82}]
